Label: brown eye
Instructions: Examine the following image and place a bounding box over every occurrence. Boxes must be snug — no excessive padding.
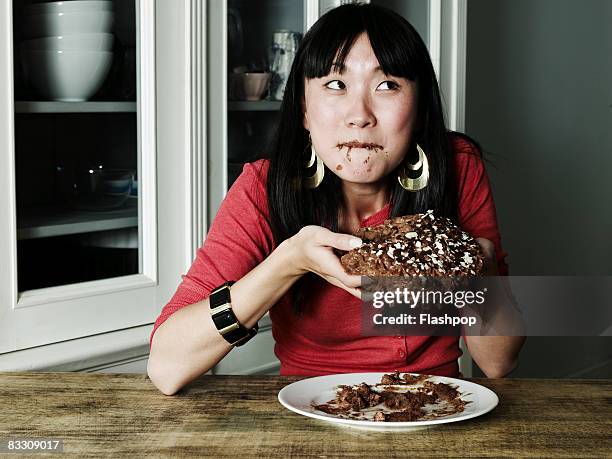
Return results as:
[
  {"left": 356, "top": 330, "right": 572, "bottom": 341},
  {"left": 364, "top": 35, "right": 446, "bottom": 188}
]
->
[
  {"left": 377, "top": 81, "right": 399, "bottom": 90},
  {"left": 325, "top": 80, "right": 345, "bottom": 90}
]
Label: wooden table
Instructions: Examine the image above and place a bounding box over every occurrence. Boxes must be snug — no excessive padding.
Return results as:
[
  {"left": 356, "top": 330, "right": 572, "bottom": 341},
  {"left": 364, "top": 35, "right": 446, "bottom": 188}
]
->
[{"left": 0, "top": 373, "right": 610, "bottom": 457}]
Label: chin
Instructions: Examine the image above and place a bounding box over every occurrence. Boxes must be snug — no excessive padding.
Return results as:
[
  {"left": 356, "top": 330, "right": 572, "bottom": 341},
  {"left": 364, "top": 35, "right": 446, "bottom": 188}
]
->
[{"left": 339, "top": 168, "right": 385, "bottom": 184}]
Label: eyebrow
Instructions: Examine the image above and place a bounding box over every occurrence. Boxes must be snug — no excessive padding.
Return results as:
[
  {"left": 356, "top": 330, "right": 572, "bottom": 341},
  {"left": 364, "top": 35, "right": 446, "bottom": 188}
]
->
[{"left": 331, "top": 62, "right": 383, "bottom": 74}]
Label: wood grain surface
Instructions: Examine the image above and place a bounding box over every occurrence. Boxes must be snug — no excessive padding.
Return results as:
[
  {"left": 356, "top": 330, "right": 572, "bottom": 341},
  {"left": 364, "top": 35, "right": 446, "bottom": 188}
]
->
[{"left": 0, "top": 373, "right": 610, "bottom": 458}]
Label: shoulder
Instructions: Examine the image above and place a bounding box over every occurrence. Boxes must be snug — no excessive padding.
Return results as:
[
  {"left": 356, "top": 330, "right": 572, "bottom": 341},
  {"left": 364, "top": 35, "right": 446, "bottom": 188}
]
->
[
  {"left": 228, "top": 159, "right": 270, "bottom": 201},
  {"left": 223, "top": 158, "right": 272, "bottom": 220},
  {"left": 245, "top": 158, "right": 270, "bottom": 177},
  {"left": 448, "top": 132, "right": 483, "bottom": 158},
  {"left": 447, "top": 132, "right": 486, "bottom": 177},
  {"left": 237, "top": 158, "right": 270, "bottom": 188}
]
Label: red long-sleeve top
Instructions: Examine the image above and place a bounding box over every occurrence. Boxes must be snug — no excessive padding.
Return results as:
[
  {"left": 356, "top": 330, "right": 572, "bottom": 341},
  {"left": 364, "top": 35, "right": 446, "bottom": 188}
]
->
[{"left": 151, "top": 135, "right": 508, "bottom": 376}]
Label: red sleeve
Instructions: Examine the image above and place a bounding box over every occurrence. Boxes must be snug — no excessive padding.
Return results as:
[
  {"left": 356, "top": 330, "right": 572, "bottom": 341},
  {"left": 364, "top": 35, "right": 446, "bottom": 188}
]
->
[
  {"left": 452, "top": 136, "right": 509, "bottom": 275},
  {"left": 150, "top": 159, "right": 275, "bottom": 345}
]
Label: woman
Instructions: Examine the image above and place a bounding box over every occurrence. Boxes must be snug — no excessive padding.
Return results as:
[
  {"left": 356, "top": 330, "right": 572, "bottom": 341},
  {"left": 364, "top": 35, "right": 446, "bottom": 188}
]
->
[{"left": 148, "top": 4, "right": 525, "bottom": 395}]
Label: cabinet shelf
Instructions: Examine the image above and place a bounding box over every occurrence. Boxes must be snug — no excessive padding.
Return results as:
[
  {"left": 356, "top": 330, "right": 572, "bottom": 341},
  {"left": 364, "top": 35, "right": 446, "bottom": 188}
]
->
[
  {"left": 228, "top": 101, "right": 281, "bottom": 111},
  {"left": 17, "top": 199, "right": 138, "bottom": 240},
  {"left": 15, "top": 101, "right": 137, "bottom": 114}
]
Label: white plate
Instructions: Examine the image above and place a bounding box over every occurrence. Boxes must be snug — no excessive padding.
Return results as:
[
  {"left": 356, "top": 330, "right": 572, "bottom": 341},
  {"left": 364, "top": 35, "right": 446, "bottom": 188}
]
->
[{"left": 278, "top": 372, "right": 499, "bottom": 431}]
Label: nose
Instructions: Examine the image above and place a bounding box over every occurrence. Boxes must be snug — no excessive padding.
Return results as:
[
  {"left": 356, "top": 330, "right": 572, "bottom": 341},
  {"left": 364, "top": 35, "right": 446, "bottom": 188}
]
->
[{"left": 344, "top": 94, "right": 376, "bottom": 128}]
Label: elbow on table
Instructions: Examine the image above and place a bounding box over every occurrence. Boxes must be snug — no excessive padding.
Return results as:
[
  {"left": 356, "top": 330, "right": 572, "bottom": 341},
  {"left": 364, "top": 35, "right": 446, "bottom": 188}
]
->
[
  {"left": 147, "top": 355, "right": 185, "bottom": 396},
  {"left": 479, "top": 358, "right": 518, "bottom": 379}
]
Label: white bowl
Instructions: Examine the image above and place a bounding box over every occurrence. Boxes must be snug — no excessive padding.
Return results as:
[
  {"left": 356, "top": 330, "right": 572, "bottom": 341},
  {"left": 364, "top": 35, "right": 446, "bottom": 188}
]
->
[
  {"left": 21, "top": 49, "right": 113, "bottom": 101},
  {"left": 21, "top": 33, "right": 114, "bottom": 51},
  {"left": 25, "top": 1, "right": 113, "bottom": 16},
  {"left": 23, "top": 10, "right": 114, "bottom": 39}
]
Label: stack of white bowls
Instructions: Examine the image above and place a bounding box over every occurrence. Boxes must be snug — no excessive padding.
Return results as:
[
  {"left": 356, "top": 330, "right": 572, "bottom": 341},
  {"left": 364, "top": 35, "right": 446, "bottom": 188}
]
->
[{"left": 20, "top": 0, "right": 115, "bottom": 102}]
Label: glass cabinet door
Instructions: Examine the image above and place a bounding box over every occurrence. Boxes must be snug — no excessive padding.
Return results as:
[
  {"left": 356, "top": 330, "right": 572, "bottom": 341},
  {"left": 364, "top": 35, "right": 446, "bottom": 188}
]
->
[
  {"left": 12, "top": 0, "right": 140, "bottom": 291},
  {"left": 0, "top": 0, "right": 169, "bottom": 357},
  {"left": 226, "top": 0, "right": 305, "bottom": 187}
]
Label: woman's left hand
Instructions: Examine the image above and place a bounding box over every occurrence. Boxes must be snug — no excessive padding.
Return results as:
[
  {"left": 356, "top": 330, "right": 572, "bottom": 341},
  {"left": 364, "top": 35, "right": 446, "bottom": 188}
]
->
[{"left": 476, "top": 238, "right": 498, "bottom": 276}]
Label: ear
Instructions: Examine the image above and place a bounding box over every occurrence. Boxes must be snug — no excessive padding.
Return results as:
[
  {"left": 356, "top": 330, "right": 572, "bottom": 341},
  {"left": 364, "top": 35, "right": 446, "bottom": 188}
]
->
[
  {"left": 302, "top": 97, "right": 310, "bottom": 130},
  {"left": 411, "top": 82, "right": 422, "bottom": 132}
]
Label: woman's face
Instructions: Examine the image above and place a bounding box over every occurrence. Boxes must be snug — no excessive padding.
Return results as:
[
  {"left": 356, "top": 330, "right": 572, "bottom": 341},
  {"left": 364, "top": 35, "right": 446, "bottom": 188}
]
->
[{"left": 303, "top": 32, "right": 418, "bottom": 185}]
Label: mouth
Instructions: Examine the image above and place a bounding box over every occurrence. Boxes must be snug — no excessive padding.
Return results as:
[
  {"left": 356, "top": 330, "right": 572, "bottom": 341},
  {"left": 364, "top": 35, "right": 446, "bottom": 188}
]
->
[
  {"left": 336, "top": 140, "right": 383, "bottom": 150},
  {"left": 336, "top": 140, "right": 383, "bottom": 163}
]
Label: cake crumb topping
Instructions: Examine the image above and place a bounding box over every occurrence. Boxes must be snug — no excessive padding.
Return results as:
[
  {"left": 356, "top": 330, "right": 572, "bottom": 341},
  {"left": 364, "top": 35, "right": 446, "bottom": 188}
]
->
[{"left": 340, "top": 210, "right": 484, "bottom": 276}]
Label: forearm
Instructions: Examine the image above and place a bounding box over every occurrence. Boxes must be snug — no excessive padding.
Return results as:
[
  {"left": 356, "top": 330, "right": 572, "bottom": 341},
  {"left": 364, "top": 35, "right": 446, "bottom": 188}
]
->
[
  {"left": 463, "top": 272, "right": 526, "bottom": 377},
  {"left": 464, "top": 335, "right": 526, "bottom": 378},
  {"left": 148, "top": 240, "right": 300, "bottom": 395}
]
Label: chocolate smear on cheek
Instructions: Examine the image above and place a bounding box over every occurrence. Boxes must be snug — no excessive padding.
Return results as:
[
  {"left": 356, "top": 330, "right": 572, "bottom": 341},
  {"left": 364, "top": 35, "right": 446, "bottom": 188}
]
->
[{"left": 336, "top": 164, "right": 343, "bottom": 171}]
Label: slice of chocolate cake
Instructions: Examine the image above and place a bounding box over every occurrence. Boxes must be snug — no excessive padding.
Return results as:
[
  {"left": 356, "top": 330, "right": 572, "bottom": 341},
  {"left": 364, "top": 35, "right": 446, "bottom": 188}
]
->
[{"left": 340, "top": 210, "right": 484, "bottom": 276}]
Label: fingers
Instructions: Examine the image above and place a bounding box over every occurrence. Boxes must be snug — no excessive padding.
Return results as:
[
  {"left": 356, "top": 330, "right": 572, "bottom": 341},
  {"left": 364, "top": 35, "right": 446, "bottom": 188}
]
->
[
  {"left": 299, "top": 225, "right": 363, "bottom": 251},
  {"left": 315, "top": 226, "right": 363, "bottom": 252},
  {"left": 476, "top": 238, "right": 495, "bottom": 259},
  {"left": 317, "top": 250, "right": 362, "bottom": 288},
  {"left": 343, "top": 274, "right": 363, "bottom": 289},
  {"left": 298, "top": 226, "right": 364, "bottom": 296},
  {"left": 325, "top": 265, "right": 362, "bottom": 298},
  {"left": 322, "top": 274, "right": 362, "bottom": 300},
  {"left": 324, "top": 262, "right": 362, "bottom": 289},
  {"left": 476, "top": 237, "right": 499, "bottom": 276}
]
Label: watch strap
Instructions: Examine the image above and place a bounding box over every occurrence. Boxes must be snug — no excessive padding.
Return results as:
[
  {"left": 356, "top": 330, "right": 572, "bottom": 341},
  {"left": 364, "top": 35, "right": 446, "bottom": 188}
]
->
[{"left": 209, "top": 281, "right": 258, "bottom": 346}]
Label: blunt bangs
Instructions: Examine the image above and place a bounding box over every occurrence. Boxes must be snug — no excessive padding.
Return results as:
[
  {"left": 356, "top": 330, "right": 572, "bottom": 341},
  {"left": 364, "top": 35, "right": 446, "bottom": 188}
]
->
[{"left": 301, "top": 3, "right": 425, "bottom": 81}]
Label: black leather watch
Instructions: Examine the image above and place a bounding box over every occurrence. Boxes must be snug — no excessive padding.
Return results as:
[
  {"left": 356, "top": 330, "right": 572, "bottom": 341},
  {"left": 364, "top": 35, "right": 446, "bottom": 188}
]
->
[{"left": 209, "top": 281, "right": 258, "bottom": 346}]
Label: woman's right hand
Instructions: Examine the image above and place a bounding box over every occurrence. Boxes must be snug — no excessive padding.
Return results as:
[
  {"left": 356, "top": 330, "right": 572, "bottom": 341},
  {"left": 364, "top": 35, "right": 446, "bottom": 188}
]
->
[{"left": 284, "top": 225, "right": 363, "bottom": 299}]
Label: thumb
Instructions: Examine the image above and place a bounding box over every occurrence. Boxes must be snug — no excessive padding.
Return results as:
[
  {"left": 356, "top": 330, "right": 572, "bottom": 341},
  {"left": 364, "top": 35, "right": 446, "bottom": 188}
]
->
[
  {"left": 339, "top": 234, "right": 363, "bottom": 252},
  {"left": 323, "top": 230, "right": 363, "bottom": 252}
]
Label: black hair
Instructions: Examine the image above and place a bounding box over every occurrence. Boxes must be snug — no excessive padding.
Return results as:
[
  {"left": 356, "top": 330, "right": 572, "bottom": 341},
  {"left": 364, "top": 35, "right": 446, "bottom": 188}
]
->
[{"left": 261, "top": 3, "right": 469, "bottom": 313}]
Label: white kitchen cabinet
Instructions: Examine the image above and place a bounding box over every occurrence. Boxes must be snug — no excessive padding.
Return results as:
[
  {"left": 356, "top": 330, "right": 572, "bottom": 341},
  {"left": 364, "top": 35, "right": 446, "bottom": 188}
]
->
[
  {"left": 88, "top": 355, "right": 149, "bottom": 374},
  {"left": 0, "top": 0, "right": 193, "bottom": 370}
]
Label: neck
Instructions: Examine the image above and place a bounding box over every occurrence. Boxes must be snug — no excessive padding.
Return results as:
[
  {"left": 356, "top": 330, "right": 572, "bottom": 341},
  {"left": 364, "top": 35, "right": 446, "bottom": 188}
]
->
[{"left": 340, "top": 180, "right": 390, "bottom": 231}]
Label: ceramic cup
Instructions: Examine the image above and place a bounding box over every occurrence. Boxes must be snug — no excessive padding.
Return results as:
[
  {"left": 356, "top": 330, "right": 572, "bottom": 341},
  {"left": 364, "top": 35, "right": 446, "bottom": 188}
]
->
[{"left": 242, "top": 72, "right": 271, "bottom": 101}]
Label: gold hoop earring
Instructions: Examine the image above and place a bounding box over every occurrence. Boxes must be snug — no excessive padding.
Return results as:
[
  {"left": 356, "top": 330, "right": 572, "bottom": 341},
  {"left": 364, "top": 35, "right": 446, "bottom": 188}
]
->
[
  {"left": 398, "top": 143, "right": 429, "bottom": 191},
  {"left": 304, "top": 138, "right": 324, "bottom": 189},
  {"left": 305, "top": 135, "right": 316, "bottom": 168}
]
